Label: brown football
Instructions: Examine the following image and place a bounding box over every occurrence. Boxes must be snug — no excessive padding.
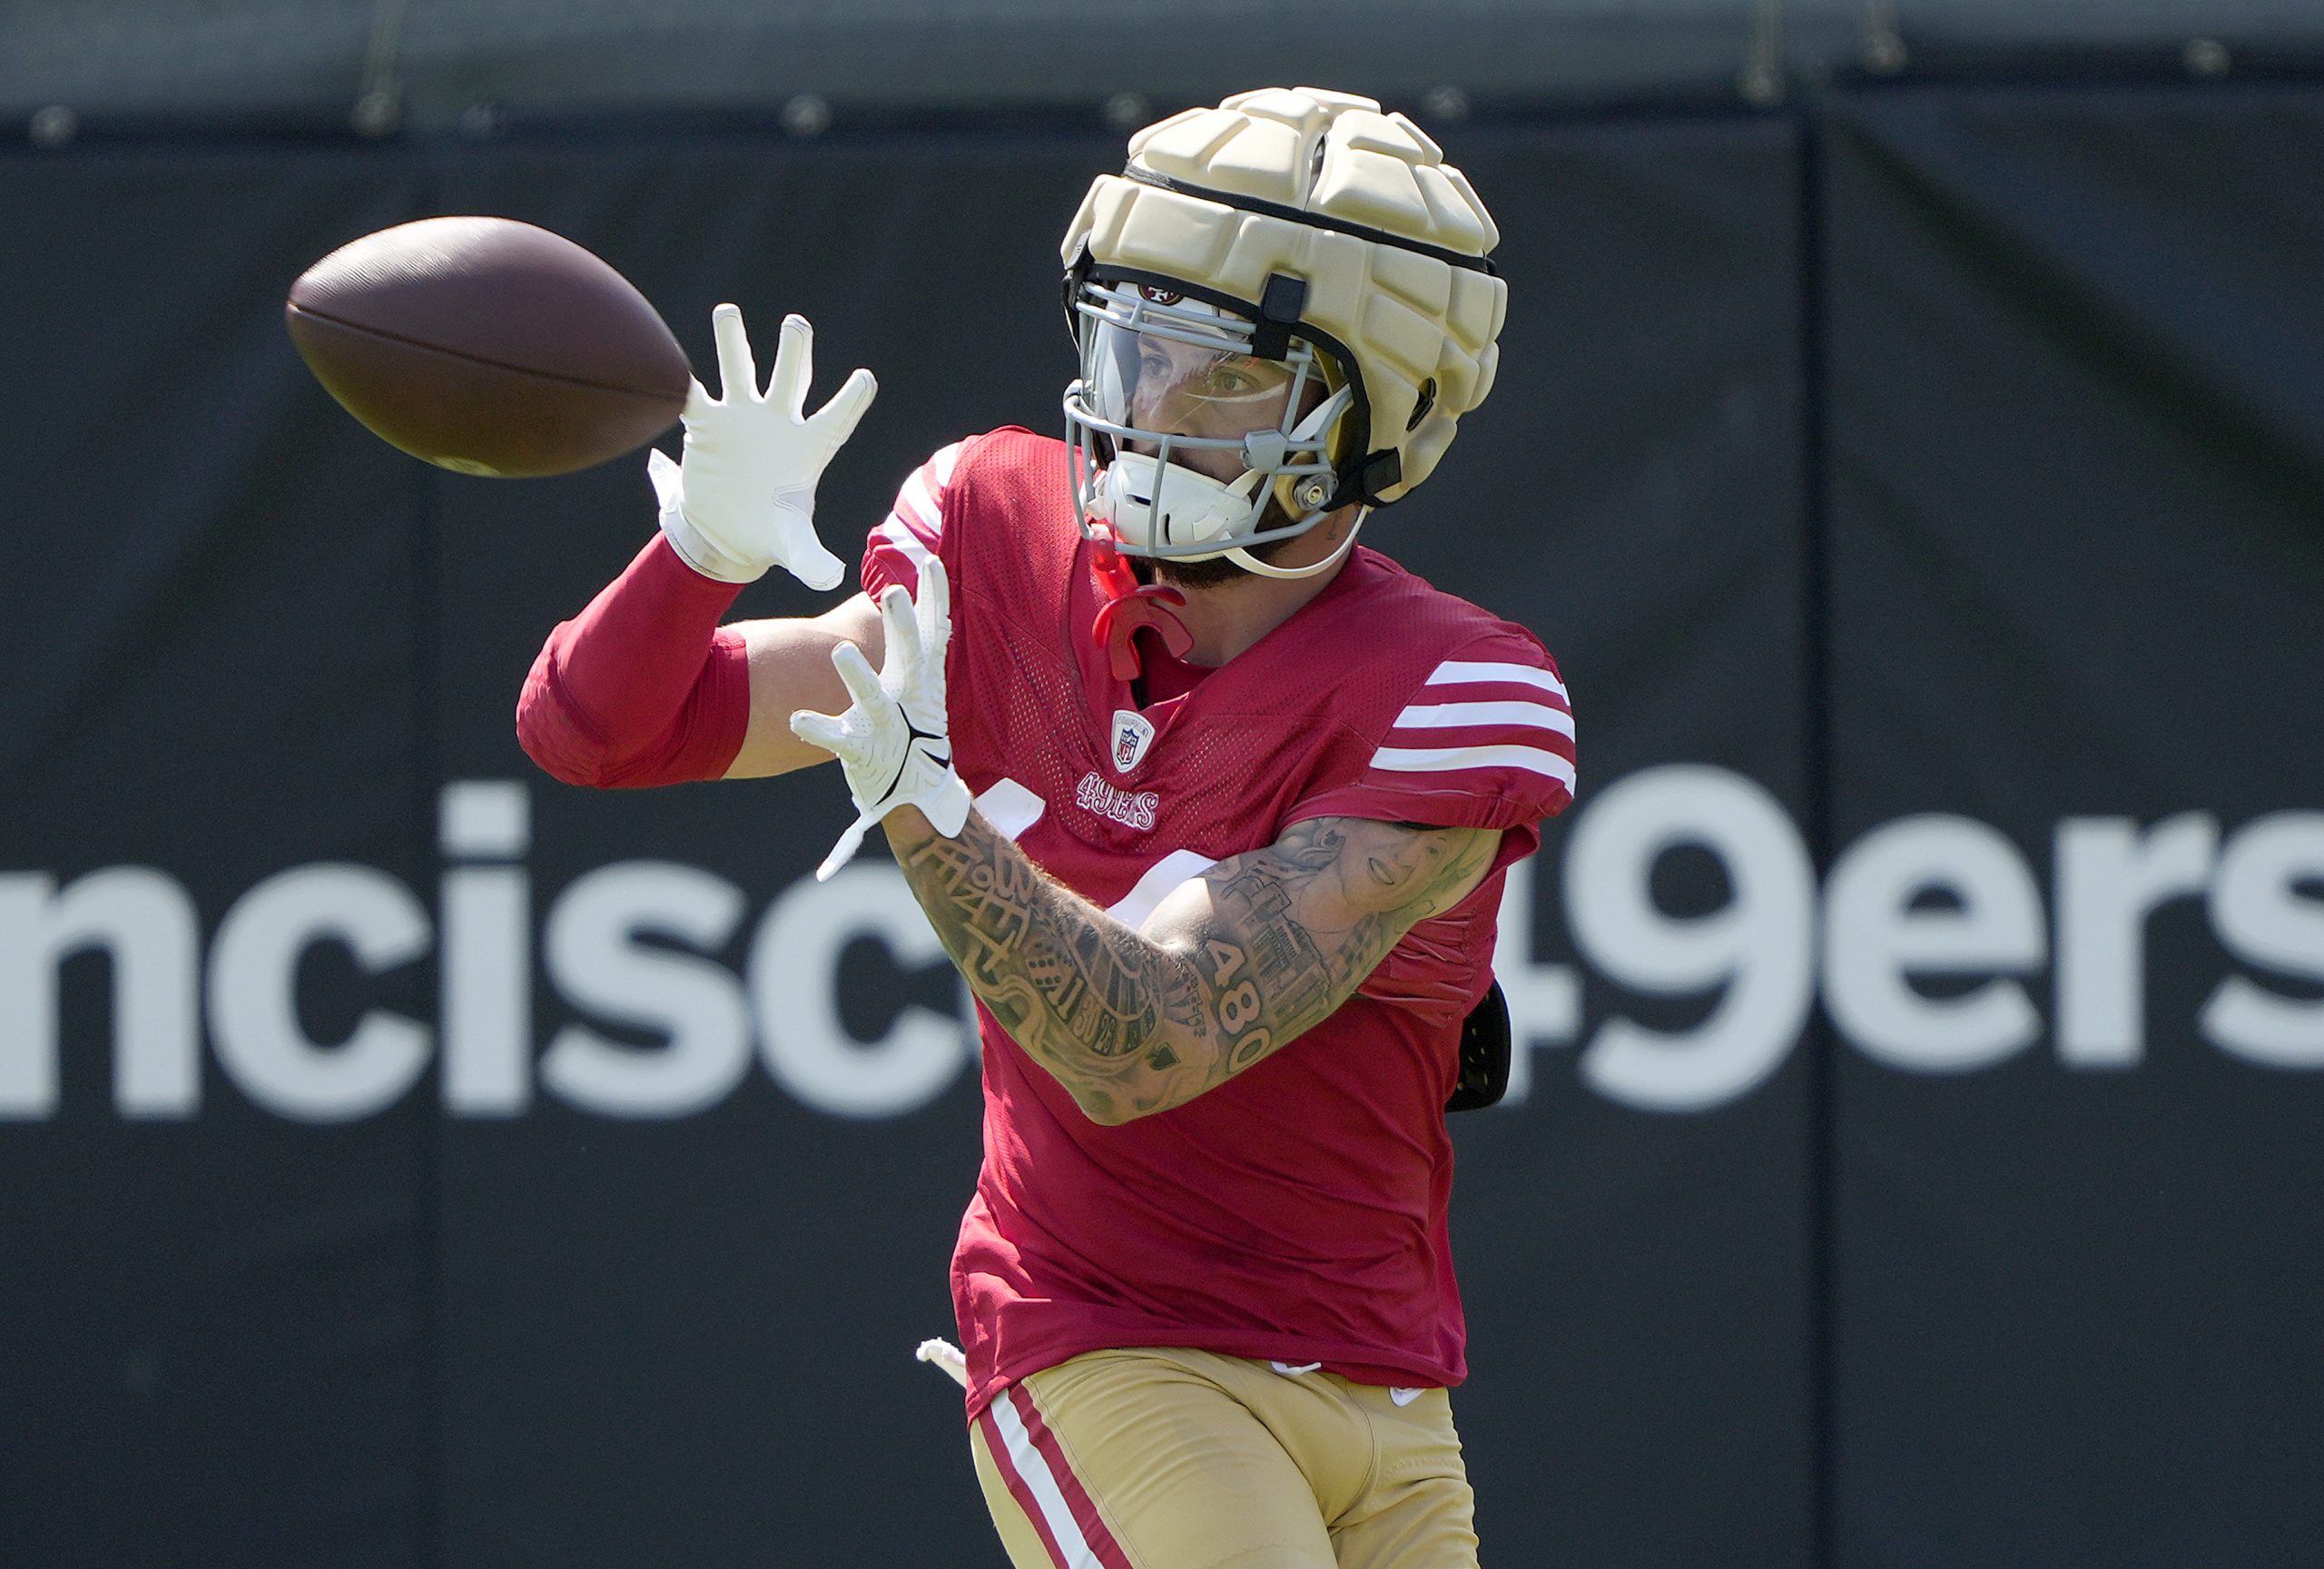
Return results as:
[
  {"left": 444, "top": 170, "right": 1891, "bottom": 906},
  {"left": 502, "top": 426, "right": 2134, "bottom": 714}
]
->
[{"left": 285, "top": 216, "right": 690, "bottom": 478}]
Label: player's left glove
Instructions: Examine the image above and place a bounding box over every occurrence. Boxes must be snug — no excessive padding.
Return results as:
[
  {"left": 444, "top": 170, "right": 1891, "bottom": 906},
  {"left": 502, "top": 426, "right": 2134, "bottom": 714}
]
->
[
  {"left": 787, "top": 558, "right": 973, "bottom": 881},
  {"left": 647, "top": 304, "right": 872, "bottom": 591}
]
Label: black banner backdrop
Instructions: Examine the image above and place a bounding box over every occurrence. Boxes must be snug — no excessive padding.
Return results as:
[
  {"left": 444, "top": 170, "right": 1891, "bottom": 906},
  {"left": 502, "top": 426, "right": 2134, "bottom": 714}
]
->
[
  {"left": 0, "top": 154, "right": 435, "bottom": 1567},
  {"left": 0, "top": 88, "right": 2318, "bottom": 1569},
  {"left": 1432, "top": 116, "right": 1816, "bottom": 1569},
  {"left": 1822, "top": 87, "right": 2324, "bottom": 1569}
]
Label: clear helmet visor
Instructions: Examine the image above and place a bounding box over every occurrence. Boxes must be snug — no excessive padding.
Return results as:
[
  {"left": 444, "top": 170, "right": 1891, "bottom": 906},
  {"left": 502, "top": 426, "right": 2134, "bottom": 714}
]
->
[
  {"left": 1087, "top": 319, "right": 1301, "bottom": 480},
  {"left": 1065, "top": 281, "right": 1354, "bottom": 564}
]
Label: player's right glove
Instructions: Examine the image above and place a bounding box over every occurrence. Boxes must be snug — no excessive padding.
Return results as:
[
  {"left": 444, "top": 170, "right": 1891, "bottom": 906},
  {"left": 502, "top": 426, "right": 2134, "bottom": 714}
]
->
[
  {"left": 648, "top": 304, "right": 875, "bottom": 591},
  {"left": 787, "top": 558, "right": 973, "bottom": 881}
]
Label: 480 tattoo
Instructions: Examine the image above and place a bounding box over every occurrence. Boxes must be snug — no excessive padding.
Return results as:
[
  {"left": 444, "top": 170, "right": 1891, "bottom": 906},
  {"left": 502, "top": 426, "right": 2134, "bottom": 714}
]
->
[{"left": 1205, "top": 939, "right": 1274, "bottom": 1065}]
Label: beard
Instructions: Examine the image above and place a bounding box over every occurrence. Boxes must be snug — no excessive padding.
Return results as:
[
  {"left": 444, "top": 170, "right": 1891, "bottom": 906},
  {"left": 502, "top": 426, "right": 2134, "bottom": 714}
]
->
[{"left": 1149, "top": 555, "right": 1248, "bottom": 590}]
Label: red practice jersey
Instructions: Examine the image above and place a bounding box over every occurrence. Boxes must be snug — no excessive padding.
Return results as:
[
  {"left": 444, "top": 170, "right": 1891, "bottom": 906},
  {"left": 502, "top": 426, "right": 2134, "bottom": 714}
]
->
[{"left": 861, "top": 429, "right": 1575, "bottom": 1416}]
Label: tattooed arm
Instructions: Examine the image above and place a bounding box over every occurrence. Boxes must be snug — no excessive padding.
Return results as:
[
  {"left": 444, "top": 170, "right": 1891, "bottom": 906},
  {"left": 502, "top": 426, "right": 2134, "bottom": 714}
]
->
[{"left": 882, "top": 809, "right": 1501, "bottom": 1124}]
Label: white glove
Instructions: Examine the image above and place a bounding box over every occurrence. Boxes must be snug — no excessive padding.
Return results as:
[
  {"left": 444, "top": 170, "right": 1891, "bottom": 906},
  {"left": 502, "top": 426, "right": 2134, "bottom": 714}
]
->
[
  {"left": 648, "top": 304, "right": 875, "bottom": 590},
  {"left": 788, "top": 557, "right": 973, "bottom": 881}
]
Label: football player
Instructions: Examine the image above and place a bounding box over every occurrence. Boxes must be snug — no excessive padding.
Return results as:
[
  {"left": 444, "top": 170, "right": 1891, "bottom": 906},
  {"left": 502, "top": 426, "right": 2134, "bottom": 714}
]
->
[{"left": 517, "top": 85, "right": 1574, "bottom": 1569}]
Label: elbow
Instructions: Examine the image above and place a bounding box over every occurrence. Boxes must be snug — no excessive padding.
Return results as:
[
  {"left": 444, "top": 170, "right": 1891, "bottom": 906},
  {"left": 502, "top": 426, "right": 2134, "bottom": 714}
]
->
[
  {"left": 1071, "top": 1078, "right": 1185, "bottom": 1127},
  {"left": 1072, "top": 1089, "right": 1136, "bottom": 1127},
  {"left": 516, "top": 715, "right": 607, "bottom": 789},
  {"left": 516, "top": 643, "right": 616, "bottom": 788}
]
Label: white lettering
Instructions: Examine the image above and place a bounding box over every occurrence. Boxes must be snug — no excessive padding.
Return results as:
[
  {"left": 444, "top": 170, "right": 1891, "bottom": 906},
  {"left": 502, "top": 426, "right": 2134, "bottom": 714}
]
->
[
  {"left": 538, "top": 862, "right": 750, "bottom": 1118},
  {"left": 2054, "top": 814, "right": 2217, "bottom": 1067},
  {"left": 438, "top": 778, "right": 529, "bottom": 858},
  {"left": 750, "top": 863, "right": 968, "bottom": 1119},
  {"left": 207, "top": 864, "right": 432, "bottom": 1122},
  {"left": 2201, "top": 813, "right": 2324, "bottom": 1068},
  {"left": 0, "top": 868, "right": 200, "bottom": 1119},
  {"left": 9, "top": 775, "right": 2322, "bottom": 1125},
  {"left": 441, "top": 866, "right": 530, "bottom": 1114},
  {"left": 1075, "top": 771, "right": 1157, "bottom": 832},
  {"left": 439, "top": 782, "right": 533, "bottom": 1114},
  {"left": 1564, "top": 765, "right": 1815, "bottom": 1112},
  {"left": 1825, "top": 816, "right": 2044, "bottom": 1072}
]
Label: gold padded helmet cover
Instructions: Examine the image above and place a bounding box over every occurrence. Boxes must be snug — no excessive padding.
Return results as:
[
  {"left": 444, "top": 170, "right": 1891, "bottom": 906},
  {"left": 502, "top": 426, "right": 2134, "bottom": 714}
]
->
[{"left": 1061, "top": 86, "right": 1506, "bottom": 506}]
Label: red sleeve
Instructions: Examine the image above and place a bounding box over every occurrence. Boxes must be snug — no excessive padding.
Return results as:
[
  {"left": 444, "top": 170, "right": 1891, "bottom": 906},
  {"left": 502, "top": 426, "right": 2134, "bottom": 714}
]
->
[
  {"left": 860, "top": 439, "right": 969, "bottom": 599},
  {"left": 515, "top": 534, "right": 753, "bottom": 788},
  {"left": 1291, "top": 633, "right": 1576, "bottom": 869}
]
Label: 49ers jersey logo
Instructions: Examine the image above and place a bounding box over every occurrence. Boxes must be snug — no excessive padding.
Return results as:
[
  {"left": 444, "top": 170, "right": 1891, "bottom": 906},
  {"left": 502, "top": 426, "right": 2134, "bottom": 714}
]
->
[
  {"left": 1076, "top": 771, "right": 1158, "bottom": 832},
  {"left": 1110, "top": 708, "right": 1157, "bottom": 772}
]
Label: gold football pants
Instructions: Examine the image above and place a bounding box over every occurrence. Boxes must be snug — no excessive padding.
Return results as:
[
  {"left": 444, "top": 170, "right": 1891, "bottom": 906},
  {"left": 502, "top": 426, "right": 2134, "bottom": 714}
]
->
[{"left": 970, "top": 1347, "right": 1482, "bottom": 1569}]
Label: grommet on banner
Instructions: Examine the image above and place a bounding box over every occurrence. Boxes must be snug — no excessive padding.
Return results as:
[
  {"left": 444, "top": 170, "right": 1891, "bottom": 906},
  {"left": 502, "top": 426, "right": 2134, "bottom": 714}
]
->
[
  {"left": 458, "top": 102, "right": 507, "bottom": 140},
  {"left": 1422, "top": 85, "right": 1471, "bottom": 123},
  {"left": 28, "top": 105, "right": 77, "bottom": 148},
  {"left": 783, "top": 94, "right": 833, "bottom": 138},
  {"left": 350, "top": 89, "right": 399, "bottom": 138},
  {"left": 2184, "top": 38, "right": 2231, "bottom": 78}
]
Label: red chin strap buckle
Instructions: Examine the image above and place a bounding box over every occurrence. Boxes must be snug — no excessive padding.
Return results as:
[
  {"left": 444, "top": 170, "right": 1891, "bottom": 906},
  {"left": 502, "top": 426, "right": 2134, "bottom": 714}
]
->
[{"left": 1087, "top": 522, "right": 1192, "bottom": 682}]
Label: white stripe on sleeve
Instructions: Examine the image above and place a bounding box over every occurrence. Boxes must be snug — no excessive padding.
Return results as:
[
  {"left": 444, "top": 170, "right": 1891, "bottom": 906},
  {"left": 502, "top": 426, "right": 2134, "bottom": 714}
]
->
[
  {"left": 896, "top": 468, "right": 942, "bottom": 531},
  {"left": 1425, "top": 659, "right": 1568, "bottom": 701},
  {"left": 872, "top": 518, "right": 937, "bottom": 577},
  {"left": 1369, "top": 743, "right": 1577, "bottom": 789},
  {"left": 1392, "top": 698, "right": 1575, "bottom": 739}
]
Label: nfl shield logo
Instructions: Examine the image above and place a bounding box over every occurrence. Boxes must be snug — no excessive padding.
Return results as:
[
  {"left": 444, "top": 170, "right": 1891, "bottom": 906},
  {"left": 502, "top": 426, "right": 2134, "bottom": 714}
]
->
[{"left": 1110, "top": 709, "right": 1156, "bottom": 772}]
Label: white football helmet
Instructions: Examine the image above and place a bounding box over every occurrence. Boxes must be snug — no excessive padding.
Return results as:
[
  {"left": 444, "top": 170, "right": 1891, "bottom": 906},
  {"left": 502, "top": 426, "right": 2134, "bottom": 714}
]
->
[{"left": 1061, "top": 85, "right": 1506, "bottom": 577}]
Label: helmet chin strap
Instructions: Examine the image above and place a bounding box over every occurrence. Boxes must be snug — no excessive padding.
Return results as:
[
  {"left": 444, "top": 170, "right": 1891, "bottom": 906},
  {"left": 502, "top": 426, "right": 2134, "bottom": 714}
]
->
[{"left": 1226, "top": 508, "right": 1366, "bottom": 579}]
